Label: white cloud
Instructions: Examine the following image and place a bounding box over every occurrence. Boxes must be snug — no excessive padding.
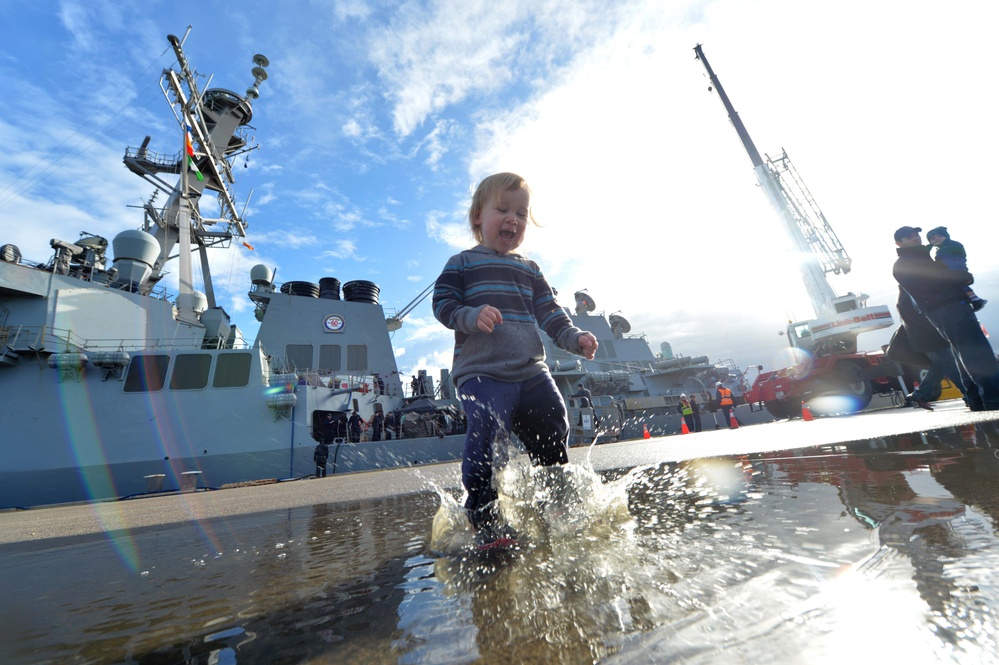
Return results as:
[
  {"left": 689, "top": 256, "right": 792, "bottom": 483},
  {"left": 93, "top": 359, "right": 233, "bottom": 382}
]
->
[{"left": 333, "top": 0, "right": 372, "bottom": 21}]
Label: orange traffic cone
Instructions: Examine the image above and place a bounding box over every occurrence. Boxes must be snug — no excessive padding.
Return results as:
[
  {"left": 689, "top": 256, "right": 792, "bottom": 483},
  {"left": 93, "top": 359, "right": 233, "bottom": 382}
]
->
[
  {"left": 680, "top": 417, "right": 690, "bottom": 434},
  {"left": 728, "top": 409, "right": 739, "bottom": 429},
  {"left": 643, "top": 423, "right": 651, "bottom": 439},
  {"left": 801, "top": 401, "right": 814, "bottom": 421},
  {"left": 960, "top": 424, "right": 977, "bottom": 445}
]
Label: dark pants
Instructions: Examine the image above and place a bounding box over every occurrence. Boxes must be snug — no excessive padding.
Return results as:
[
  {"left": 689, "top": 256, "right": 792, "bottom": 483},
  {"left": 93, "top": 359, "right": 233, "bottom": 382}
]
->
[
  {"left": 721, "top": 405, "right": 734, "bottom": 428},
  {"left": 682, "top": 411, "right": 702, "bottom": 432},
  {"left": 458, "top": 373, "right": 569, "bottom": 530},
  {"left": 927, "top": 302, "right": 999, "bottom": 409},
  {"left": 315, "top": 464, "right": 327, "bottom": 478},
  {"left": 910, "top": 346, "right": 968, "bottom": 402}
]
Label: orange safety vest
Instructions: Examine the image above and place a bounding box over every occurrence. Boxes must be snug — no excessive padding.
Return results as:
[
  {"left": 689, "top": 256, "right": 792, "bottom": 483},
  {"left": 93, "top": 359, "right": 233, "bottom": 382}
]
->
[{"left": 718, "top": 387, "right": 733, "bottom": 406}]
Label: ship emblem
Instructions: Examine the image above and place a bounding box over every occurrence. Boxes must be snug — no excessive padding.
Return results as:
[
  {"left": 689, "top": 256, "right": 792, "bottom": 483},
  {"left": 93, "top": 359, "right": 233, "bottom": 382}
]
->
[{"left": 323, "top": 314, "right": 345, "bottom": 332}]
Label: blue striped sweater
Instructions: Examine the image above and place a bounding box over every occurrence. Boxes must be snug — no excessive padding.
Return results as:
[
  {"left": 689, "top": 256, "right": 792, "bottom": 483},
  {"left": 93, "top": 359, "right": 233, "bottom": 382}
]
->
[{"left": 433, "top": 245, "right": 585, "bottom": 388}]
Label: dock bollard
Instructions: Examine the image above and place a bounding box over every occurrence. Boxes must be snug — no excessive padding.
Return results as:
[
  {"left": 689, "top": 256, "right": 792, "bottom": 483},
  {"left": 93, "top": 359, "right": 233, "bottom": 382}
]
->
[
  {"left": 180, "top": 471, "right": 202, "bottom": 493},
  {"left": 144, "top": 474, "right": 165, "bottom": 492}
]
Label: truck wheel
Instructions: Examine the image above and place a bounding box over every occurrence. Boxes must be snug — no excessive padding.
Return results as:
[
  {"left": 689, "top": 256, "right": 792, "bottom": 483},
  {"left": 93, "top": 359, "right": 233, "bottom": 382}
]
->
[
  {"left": 835, "top": 363, "right": 873, "bottom": 410},
  {"left": 764, "top": 400, "right": 795, "bottom": 420}
]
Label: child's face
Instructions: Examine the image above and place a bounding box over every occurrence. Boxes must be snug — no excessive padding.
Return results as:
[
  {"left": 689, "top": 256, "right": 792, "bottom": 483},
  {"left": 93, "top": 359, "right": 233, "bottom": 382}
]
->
[
  {"left": 927, "top": 233, "right": 944, "bottom": 246},
  {"left": 474, "top": 187, "right": 530, "bottom": 254}
]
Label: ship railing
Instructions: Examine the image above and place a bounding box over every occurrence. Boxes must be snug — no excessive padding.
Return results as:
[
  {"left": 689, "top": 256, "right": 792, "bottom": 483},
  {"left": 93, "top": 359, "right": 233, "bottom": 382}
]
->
[
  {"left": 2, "top": 325, "right": 255, "bottom": 354},
  {"left": 1, "top": 325, "right": 84, "bottom": 354},
  {"left": 267, "top": 364, "right": 397, "bottom": 396},
  {"left": 123, "top": 146, "right": 183, "bottom": 174}
]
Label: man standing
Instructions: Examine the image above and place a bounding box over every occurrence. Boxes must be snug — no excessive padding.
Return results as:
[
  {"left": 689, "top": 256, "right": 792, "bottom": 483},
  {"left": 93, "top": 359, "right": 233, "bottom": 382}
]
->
[
  {"left": 716, "top": 382, "right": 735, "bottom": 428},
  {"left": 688, "top": 394, "right": 703, "bottom": 432},
  {"left": 313, "top": 441, "right": 330, "bottom": 478},
  {"left": 571, "top": 382, "right": 592, "bottom": 407},
  {"left": 348, "top": 410, "right": 363, "bottom": 443},
  {"left": 892, "top": 226, "right": 999, "bottom": 411}
]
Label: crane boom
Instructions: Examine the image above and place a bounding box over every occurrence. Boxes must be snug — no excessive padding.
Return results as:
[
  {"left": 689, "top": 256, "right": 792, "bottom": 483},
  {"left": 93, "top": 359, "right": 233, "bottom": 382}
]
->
[
  {"left": 694, "top": 43, "right": 892, "bottom": 358},
  {"left": 694, "top": 44, "right": 848, "bottom": 319}
]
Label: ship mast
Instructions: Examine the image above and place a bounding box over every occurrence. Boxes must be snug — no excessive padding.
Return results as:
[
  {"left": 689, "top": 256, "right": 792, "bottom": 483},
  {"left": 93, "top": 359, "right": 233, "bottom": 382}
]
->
[{"left": 124, "top": 29, "right": 269, "bottom": 320}]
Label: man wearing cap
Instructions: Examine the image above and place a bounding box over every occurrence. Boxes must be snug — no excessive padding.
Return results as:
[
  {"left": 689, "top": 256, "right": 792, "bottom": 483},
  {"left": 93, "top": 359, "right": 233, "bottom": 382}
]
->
[
  {"left": 570, "top": 382, "right": 592, "bottom": 407},
  {"left": 892, "top": 226, "right": 999, "bottom": 411}
]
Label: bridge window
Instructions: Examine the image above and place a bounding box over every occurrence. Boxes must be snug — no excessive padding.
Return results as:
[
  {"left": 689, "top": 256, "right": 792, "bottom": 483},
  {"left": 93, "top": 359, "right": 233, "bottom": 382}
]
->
[
  {"left": 285, "top": 344, "right": 313, "bottom": 371},
  {"left": 124, "top": 355, "right": 170, "bottom": 392},
  {"left": 170, "top": 353, "right": 212, "bottom": 390},
  {"left": 319, "top": 344, "right": 342, "bottom": 371},
  {"left": 346, "top": 344, "right": 367, "bottom": 372},
  {"left": 213, "top": 352, "right": 252, "bottom": 388}
]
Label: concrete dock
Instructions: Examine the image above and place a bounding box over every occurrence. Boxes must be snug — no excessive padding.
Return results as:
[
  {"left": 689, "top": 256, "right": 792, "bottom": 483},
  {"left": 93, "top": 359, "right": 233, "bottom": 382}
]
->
[{"left": 2, "top": 399, "right": 996, "bottom": 546}]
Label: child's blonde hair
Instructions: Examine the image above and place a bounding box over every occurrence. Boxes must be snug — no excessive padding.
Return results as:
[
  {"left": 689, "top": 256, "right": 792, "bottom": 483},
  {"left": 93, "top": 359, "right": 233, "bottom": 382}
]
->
[{"left": 468, "top": 172, "right": 538, "bottom": 244}]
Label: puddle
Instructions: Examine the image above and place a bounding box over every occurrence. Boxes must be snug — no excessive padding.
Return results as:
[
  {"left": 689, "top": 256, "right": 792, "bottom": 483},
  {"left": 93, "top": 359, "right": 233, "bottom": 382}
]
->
[{"left": 2, "top": 422, "right": 999, "bottom": 664}]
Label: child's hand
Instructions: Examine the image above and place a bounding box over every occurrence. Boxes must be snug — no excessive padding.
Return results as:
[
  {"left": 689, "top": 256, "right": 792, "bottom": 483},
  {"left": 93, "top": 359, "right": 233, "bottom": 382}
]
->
[
  {"left": 578, "top": 332, "right": 598, "bottom": 360},
  {"left": 477, "top": 305, "right": 503, "bottom": 333}
]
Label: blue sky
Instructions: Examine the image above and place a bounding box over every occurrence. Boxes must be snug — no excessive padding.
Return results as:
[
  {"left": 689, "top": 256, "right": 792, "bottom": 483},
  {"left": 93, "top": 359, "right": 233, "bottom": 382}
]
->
[{"left": 2, "top": 0, "right": 998, "bottom": 381}]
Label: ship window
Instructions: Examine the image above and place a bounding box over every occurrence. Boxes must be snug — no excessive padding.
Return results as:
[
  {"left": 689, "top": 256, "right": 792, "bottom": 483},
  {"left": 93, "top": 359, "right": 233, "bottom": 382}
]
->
[
  {"left": 319, "top": 344, "right": 342, "bottom": 371},
  {"left": 286, "top": 344, "right": 313, "bottom": 371},
  {"left": 170, "top": 353, "right": 212, "bottom": 390},
  {"left": 124, "top": 355, "right": 170, "bottom": 393},
  {"left": 213, "top": 352, "right": 251, "bottom": 388},
  {"left": 346, "top": 344, "right": 367, "bottom": 371}
]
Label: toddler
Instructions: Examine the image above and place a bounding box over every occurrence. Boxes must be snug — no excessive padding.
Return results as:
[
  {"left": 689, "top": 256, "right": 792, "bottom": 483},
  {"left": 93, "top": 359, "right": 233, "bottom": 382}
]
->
[
  {"left": 432, "top": 172, "right": 598, "bottom": 546},
  {"left": 926, "top": 226, "right": 986, "bottom": 311}
]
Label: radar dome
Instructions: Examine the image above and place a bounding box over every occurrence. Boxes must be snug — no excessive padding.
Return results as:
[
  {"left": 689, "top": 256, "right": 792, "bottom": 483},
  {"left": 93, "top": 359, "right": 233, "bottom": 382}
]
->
[
  {"left": 111, "top": 230, "right": 159, "bottom": 287},
  {"left": 250, "top": 264, "right": 274, "bottom": 286},
  {"left": 112, "top": 229, "right": 159, "bottom": 265},
  {"left": 176, "top": 291, "right": 209, "bottom": 314}
]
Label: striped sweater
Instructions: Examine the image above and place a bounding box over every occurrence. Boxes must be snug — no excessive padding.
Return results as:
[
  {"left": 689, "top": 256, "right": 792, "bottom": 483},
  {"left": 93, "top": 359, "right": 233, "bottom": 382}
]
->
[{"left": 433, "top": 245, "right": 585, "bottom": 388}]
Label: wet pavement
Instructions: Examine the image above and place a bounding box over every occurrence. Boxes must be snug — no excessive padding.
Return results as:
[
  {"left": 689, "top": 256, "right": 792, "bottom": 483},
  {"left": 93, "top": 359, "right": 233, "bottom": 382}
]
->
[{"left": 3, "top": 400, "right": 999, "bottom": 664}]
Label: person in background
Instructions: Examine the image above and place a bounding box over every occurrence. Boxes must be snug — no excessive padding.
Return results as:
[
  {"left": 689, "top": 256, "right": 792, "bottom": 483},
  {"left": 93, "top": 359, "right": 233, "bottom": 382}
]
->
[
  {"left": 893, "top": 225, "right": 999, "bottom": 411},
  {"left": 571, "top": 382, "right": 592, "bottom": 407},
  {"left": 926, "top": 226, "right": 987, "bottom": 311},
  {"left": 313, "top": 441, "right": 329, "bottom": 478},
  {"left": 432, "top": 172, "right": 598, "bottom": 546},
  {"left": 716, "top": 381, "right": 735, "bottom": 428},
  {"left": 348, "top": 410, "right": 363, "bottom": 443},
  {"left": 688, "top": 394, "right": 703, "bottom": 432},
  {"left": 369, "top": 409, "right": 384, "bottom": 442},
  {"left": 678, "top": 393, "right": 693, "bottom": 429}
]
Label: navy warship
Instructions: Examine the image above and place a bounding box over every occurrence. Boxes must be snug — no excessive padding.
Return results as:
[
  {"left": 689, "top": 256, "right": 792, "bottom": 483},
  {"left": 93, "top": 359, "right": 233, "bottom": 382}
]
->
[
  {"left": 0, "top": 31, "right": 463, "bottom": 509},
  {"left": 544, "top": 290, "right": 776, "bottom": 444}
]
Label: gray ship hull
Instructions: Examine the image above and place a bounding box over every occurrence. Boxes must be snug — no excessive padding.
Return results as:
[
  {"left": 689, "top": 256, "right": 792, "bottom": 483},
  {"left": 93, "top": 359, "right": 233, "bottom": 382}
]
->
[{"left": 0, "top": 335, "right": 465, "bottom": 508}]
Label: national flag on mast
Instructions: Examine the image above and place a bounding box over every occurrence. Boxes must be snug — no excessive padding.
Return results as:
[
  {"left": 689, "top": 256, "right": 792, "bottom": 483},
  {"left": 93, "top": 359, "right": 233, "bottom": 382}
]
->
[{"left": 185, "top": 125, "right": 204, "bottom": 182}]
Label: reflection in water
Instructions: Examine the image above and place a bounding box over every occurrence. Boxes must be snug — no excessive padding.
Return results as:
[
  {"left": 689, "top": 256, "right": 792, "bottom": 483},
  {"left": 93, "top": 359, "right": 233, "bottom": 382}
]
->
[{"left": 1, "top": 422, "right": 999, "bottom": 663}]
